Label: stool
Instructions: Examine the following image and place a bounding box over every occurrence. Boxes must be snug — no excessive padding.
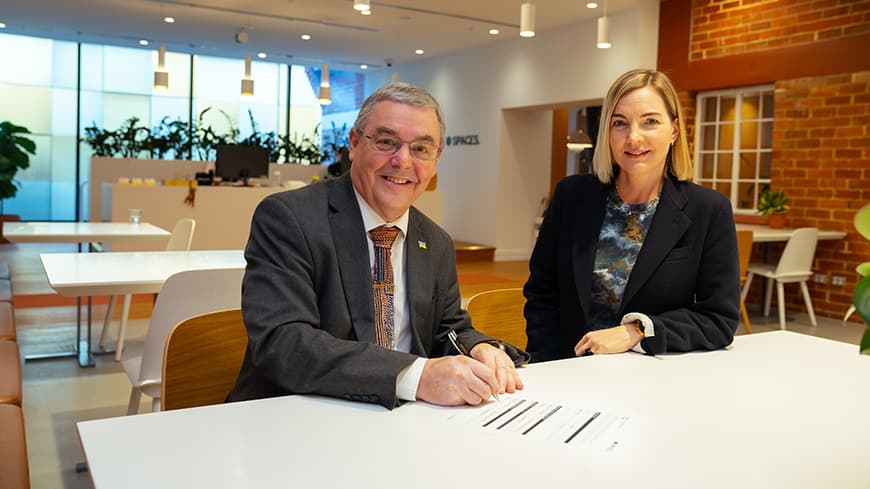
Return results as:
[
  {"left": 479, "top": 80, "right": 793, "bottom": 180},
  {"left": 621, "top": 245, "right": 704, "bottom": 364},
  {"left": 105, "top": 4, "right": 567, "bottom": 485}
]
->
[
  {"left": 0, "top": 340, "right": 22, "bottom": 405},
  {"left": 0, "top": 404, "right": 30, "bottom": 489},
  {"left": 0, "top": 302, "right": 16, "bottom": 341}
]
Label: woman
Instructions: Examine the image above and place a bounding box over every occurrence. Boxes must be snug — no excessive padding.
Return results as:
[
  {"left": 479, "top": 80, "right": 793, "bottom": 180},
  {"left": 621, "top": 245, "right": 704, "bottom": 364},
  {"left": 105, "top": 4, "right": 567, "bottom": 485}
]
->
[{"left": 524, "top": 69, "right": 739, "bottom": 362}]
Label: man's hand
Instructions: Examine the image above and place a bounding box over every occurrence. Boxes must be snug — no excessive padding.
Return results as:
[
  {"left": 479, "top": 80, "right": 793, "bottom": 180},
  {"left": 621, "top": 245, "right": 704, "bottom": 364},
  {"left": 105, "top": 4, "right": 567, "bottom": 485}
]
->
[
  {"left": 470, "top": 343, "right": 524, "bottom": 395},
  {"left": 416, "top": 356, "right": 499, "bottom": 406},
  {"left": 574, "top": 324, "right": 642, "bottom": 356}
]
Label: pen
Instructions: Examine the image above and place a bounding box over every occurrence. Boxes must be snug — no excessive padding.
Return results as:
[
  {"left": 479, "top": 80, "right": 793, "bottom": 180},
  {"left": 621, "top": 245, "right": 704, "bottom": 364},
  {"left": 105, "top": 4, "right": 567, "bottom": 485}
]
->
[{"left": 447, "top": 330, "right": 499, "bottom": 401}]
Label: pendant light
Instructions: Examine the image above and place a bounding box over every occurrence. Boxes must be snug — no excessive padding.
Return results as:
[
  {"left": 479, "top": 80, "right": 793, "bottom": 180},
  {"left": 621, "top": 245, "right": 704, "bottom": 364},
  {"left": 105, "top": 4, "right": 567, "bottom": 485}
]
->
[
  {"left": 597, "top": 1, "right": 611, "bottom": 49},
  {"left": 241, "top": 55, "right": 254, "bottom": 96},
  {"left": 353, "top": 0, "right": 371, "bottom": 12},
  {"left": 318, "top": 64, "right": 332, "bottom": 105},
  {"left": 153, "top": 46, "right": 169, "bottom": 89},
  {"left": 520, "top": 2, "right": 535, "bottom": 38},
  {"left": 392, "top": 72, "right": 400, "bottom": 83}
]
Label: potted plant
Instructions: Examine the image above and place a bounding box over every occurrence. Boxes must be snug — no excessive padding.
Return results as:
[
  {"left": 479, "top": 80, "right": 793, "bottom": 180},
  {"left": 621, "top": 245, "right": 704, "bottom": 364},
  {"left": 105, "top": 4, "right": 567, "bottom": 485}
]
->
[
  {"left": 757, "top": 187, "right": 790, "bottom": 229},
  {"left": 0, "top": 121, "right": 36, "bottom": 216}
]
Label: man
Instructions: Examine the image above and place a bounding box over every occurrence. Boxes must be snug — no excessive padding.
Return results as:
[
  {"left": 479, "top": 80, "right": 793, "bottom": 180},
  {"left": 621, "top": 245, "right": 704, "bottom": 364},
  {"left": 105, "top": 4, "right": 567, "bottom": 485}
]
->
[{"left": 228, "top": 82, "right": 526, "bottom": 409}]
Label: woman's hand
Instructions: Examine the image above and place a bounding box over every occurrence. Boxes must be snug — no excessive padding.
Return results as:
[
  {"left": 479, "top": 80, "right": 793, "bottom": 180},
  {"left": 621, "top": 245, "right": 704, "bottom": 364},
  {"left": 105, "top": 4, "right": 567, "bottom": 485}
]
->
[{"left": 574, "top": 323, "right": 643, "bottom": 356}]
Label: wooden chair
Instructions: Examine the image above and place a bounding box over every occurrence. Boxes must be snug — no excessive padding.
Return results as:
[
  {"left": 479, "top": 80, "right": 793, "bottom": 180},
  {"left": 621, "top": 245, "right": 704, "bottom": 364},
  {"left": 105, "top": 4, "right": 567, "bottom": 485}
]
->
[
  {"left": 465, "top": 288, "right": 527, "bottom": 350},
  {"left": 161, "top": 308, "right": 247, "bottom": 411},
  {"left": 736, "top": 229, "right": 754, "bottom": 334},
  {"left": 100, "top": 218, "right": 196, "bottom": 360},
  {"left": 122, "top": 268, "right": 243, "bottom": 414}
]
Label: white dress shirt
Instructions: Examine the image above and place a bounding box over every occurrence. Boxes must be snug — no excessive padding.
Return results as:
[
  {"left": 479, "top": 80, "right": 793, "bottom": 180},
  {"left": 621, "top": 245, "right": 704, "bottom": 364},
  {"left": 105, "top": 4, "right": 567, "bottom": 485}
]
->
[{"left": 353, "top": 190, "right": 427, "bottom": 401}]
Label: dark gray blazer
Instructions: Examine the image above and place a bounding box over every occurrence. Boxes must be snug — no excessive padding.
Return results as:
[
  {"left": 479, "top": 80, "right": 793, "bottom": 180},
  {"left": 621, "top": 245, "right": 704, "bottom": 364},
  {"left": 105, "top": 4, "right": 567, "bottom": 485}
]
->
[
  {"left": 524, "top": 174, "right": 740, "bottom": 362},
  {"left": 227, "top": 174, "right": 509, "bottom": 408}
]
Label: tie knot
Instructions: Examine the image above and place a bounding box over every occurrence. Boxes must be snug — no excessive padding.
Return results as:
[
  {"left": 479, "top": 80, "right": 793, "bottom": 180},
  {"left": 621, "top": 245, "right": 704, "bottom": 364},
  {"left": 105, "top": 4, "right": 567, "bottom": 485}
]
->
[{"left": 369, "top": 226, "right": 400, "bottom": 249}]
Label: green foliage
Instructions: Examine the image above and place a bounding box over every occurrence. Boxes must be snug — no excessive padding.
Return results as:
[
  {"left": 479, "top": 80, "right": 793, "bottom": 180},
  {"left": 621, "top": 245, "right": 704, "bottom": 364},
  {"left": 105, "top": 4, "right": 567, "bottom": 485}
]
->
[
  {"left": 0, "top": 121, "right": 36, "bottom": 202},
  {"left": 854, "top": 203, "right": 870, "bottom": 354},
  {"left": 757, "top": 187, "right": 790, "bottom": 216},
  {"left": 81, "top": 109, "right": 324, "bottom": 165}
]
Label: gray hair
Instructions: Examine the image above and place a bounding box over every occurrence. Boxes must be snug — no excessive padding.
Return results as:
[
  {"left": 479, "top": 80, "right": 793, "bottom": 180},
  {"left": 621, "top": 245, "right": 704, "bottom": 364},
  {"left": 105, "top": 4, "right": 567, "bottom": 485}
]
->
[{"left": 352, "top": 82, "right": 446, "bottom": 147}]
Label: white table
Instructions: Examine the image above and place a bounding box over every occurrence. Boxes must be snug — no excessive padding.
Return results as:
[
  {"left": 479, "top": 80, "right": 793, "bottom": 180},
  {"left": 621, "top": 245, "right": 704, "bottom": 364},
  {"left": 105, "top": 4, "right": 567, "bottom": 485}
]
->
[
  {"left": 736, "top": 223, "right": 847, "bottom": 242},
  {"left": 77, "top": 331, "right": 870, "bottom": 488},
  {"left": 41, "top": 250, "right": 245, "bottom": 366},
  {"left": 3, "top": 221, "right": 170, "bottom": 246}
]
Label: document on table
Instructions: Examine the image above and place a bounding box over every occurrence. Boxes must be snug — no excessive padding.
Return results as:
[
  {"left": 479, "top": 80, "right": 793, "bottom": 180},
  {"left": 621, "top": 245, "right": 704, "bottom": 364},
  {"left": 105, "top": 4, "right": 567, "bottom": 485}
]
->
[{"left": 445, "top": 396, "right": 631, "bottom": 453}]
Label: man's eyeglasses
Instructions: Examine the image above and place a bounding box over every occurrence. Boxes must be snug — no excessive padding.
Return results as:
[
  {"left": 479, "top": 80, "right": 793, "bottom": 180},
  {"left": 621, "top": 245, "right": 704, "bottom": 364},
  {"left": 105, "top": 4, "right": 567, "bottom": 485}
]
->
[{"left": 360, "top": 132, "right": 442, "bottom": 161}]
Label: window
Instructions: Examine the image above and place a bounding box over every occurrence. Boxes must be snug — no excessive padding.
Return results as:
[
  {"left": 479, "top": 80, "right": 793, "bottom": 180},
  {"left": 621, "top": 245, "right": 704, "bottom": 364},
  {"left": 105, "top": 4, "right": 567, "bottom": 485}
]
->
[{"left": 695, "top": 85, "right": 774, "bottom": 212}]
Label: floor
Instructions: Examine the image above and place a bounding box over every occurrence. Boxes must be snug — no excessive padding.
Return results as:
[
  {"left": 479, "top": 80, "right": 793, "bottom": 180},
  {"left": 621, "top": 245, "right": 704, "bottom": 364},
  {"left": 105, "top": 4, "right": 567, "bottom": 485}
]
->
[{"left": 4, "top": 242, "right": 865, "bottom": 489}]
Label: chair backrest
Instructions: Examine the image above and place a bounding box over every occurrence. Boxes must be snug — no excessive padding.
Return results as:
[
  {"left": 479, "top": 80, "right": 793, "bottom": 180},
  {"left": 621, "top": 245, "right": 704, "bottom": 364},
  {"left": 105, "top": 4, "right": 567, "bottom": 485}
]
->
[
  {"left": 161, "top": 308, "right": 247, "bottom": 411},
  {"left": 165, "top": 218, "right": 196, "bottom": 251},
  {"left": 736, "top": 229, "right": 754, "bottom": 283},
  {"left": 465, "top": 288, "right": 527, "bottom": 349},
  {"left": 137, "top": 268, "right": 244, "bottom": 386},
  {"left": 775, "top": 227, "right": 819, "bottom": 276}
]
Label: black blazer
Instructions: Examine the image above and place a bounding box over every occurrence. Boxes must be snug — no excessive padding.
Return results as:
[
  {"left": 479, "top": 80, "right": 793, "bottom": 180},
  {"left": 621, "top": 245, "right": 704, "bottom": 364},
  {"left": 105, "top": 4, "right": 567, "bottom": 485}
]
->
[
  {"left": 524, "top": 174, "right": 739, "bottom": 362},
  {"left": 227, "top": 174, "right": 518, "bottom": 408}
]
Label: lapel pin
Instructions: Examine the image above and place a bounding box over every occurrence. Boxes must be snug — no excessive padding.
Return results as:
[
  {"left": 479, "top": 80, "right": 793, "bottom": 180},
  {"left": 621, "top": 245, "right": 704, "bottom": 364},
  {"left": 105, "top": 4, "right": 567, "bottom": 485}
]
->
[{"left": 417, "top": 240, "right": 427, "bottom": 250}]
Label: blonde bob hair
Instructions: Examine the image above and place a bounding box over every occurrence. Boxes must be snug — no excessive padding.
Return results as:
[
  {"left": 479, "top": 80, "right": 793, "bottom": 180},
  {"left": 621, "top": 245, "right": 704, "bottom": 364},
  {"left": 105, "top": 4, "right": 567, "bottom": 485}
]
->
[{"left": 592, "top": 69, "right": 693, "bottom": 183}]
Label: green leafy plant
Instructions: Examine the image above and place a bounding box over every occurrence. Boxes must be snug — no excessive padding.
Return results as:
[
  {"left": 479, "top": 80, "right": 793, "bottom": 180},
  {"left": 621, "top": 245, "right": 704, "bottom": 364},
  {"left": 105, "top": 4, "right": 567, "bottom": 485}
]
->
[
  {"left": 150, "top": 117, "right": 190, "bottom": 160},
  {"left": 238, "top": 110, "right": 278, "bottom": 162},
  {"left": 853, "top": 203, "right": 870, "bottom": 354},
  {"left": 757, "top": 187, "right": 790, "bottom": 216},
  {"left": 0, "top": 121, "right": 36, "bottom": 210},
  {"left": 192, "top": 107, "right": 238, "bottom": 161}
]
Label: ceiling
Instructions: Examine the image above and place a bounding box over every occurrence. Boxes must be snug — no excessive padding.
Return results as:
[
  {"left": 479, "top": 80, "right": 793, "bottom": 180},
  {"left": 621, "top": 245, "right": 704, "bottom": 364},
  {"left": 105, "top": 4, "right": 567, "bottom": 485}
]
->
[{"left": 0, "top": 0, "right": 646, "bottom": 71}]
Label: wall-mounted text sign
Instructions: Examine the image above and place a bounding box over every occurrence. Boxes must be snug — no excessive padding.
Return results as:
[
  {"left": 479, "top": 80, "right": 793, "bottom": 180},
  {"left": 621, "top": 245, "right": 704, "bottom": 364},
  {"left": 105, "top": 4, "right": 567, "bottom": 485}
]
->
[{"left": 445, "top": 135, "right": 480, "bottom": 146}]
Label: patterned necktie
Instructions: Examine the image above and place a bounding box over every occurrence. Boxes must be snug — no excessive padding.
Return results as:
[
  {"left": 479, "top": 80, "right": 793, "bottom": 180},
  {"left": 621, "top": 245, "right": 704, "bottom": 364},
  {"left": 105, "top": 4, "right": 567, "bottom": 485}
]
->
[{"left": 369, "top": 225, "right": 400, "bottom": 349}]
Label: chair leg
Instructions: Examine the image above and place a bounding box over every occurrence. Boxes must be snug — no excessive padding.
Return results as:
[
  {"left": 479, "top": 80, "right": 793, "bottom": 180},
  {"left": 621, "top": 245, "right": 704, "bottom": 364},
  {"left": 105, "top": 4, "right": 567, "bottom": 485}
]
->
[
  {"left": 776, "top": 281, "right": 786, "bottom": 330},
  {"left": 98, "top": 294, "right": 117, "bottom": 349},
  {"left": 114, "top": 294, "right": 133, "bottom": 362},
  {"left": 799, "top": 281, "right": 817, "bottom": 327},
  {"left": 127, "top": 387, "right": 141, "bottom": 415},
  {"left": 843, "top": 305, "right": 856, "bottom": 323},
  {"left": 740, "top": 299, "right": 752, "bottom": 334},
  {"left": 764, "top": 278, "right": 774, "bottom": 317},
  {"left": 741, "top": 273, "right": 754, "bottom": 302}
]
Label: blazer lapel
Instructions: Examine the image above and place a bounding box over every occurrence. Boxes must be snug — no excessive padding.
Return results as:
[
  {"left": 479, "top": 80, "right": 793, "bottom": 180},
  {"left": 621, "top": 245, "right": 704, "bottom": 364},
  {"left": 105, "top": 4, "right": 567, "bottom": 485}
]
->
[
  {"left": 328, "top": 175, "right": 376, "bottom": 343},
  {"left": 621, "top": 177, "right": 690, "bottom": 310},
  {"left": 572, "top": 181, "right": 607, "bottom": 321},
  {"left": 404, "top": 210, "right": 433, "bottom": 356}
]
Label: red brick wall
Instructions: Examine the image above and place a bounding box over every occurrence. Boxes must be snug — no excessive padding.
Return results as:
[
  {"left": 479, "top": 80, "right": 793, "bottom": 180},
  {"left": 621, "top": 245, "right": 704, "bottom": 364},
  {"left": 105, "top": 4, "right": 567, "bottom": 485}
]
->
[
  {"left": 769, "top": 71, "right": 870, "bottom": 320},
  {"left": 691, "top": 0, "right": 870, "bottom": 62},
  {"left": 660, "top": 0, "right": 870, "bottom": 322}
]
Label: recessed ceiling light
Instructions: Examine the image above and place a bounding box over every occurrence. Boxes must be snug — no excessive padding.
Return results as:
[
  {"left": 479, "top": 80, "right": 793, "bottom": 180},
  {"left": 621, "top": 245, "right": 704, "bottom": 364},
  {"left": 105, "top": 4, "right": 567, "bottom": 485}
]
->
[
  {"left": 360, "top": 64, "right": 368, "bottom": 70},
  {"left": 163, "top": 16, "right": 175, "bottom": 24},
  {"left": 139, "top": 39, "right": 149, "bottom": 46},
  {"left": 353, "top": 0, "right": 371, "bottom": 11},
  {"left": 415, "top": 49, "right": 424, "bottom": 55},
  {"left": 301, "top": 34, "right": 311, "bottom": 40},
  {"left": 489, "top": 28, "right": 499, "bottom": 35},
  {"left": 586, "top": 2, "right": 599, "bottom": 8},
  {"left": 0, "top": 22, "right": 6, "bottom": 29},
  {"left": 257, "top": 52, "right": 267, "bottom": 59},
  {"left": 361, "top": 10, "right": 372, "bottom": 16}
]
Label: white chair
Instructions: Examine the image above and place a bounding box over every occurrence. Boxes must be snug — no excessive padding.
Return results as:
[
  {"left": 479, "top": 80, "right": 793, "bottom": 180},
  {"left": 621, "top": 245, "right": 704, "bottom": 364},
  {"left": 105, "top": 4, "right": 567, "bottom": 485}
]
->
[
  {"left": 122, "top": 267, "right": 244, "bottom": 415},
  {"left": 99, "top": 218, "right": 195, "bottom": 360},
  {"left": 741, "top": 227, "right": 818, "bottom": 330}
]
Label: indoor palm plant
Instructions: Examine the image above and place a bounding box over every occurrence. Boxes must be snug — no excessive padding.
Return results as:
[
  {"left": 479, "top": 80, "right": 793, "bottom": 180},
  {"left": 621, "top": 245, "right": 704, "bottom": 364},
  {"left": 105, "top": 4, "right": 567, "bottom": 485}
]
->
[
  {"left": 757, "top": 187, "right": 790, "bottom": 229},
  {"left": 0, "top": 121, "right": 36, "bottom": 215}
]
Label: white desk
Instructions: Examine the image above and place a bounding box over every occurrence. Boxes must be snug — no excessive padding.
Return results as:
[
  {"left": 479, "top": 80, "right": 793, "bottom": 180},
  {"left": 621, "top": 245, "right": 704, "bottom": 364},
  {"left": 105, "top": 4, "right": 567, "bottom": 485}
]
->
[
  {"left": 40, "top": 250, "right": 245, "bottom": 366},
  {"left": 77, "top": 331, "right": 870, "bottom": 488},
  {"left": 3, "top": 221, "right": 170, "bottom": 247},
  {"left": 736, "top": 223, "right": 847, "bottom": 242}
]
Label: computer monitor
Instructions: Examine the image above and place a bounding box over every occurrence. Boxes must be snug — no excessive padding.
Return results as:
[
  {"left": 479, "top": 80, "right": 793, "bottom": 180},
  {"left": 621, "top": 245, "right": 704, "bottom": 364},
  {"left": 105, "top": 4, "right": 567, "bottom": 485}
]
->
[{"left": 214, "top": 144, "right": 270, "bottom": 183}]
